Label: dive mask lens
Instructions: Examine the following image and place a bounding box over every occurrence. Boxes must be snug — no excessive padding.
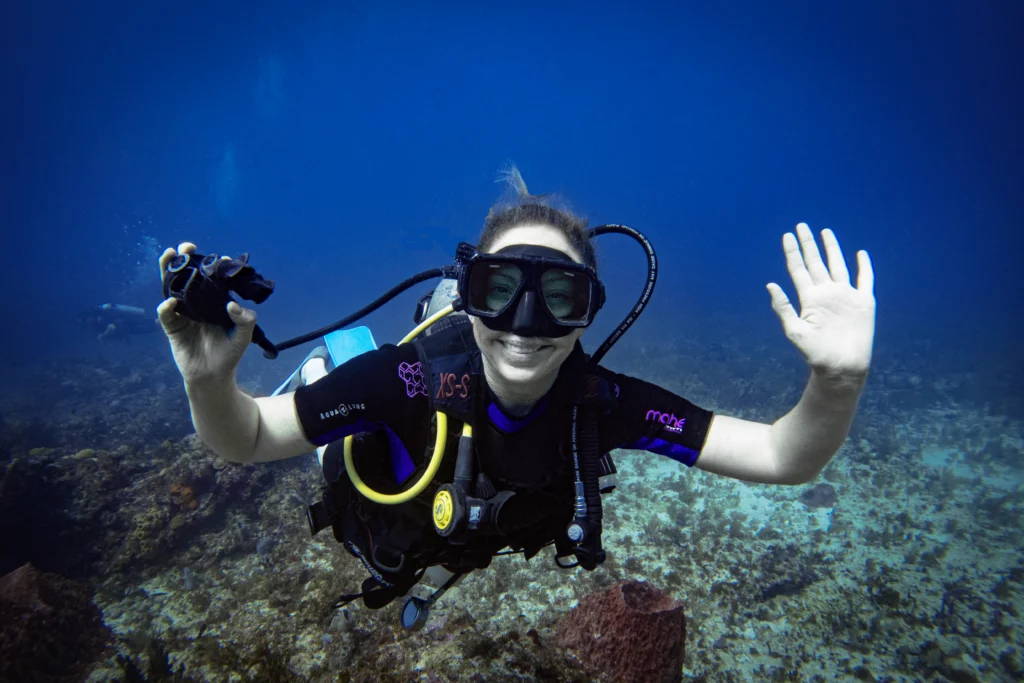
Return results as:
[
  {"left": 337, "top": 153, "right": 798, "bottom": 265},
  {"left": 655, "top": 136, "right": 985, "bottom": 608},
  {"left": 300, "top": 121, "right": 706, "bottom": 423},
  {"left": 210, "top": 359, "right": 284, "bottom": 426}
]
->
[
  {"left": 467, "top": 261, "right": 524, "bottom": 316},
  {"left": 539, "top": 266, "right": 592, "bottom": 323}
]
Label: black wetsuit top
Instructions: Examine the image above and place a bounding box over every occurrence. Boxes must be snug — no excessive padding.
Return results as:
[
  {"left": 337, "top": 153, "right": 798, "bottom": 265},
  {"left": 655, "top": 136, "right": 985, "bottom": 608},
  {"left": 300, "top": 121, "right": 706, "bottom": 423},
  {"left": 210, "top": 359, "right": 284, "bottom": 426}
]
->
[{"left": 294, "top": 338, "right": 715, "bottom": 493}]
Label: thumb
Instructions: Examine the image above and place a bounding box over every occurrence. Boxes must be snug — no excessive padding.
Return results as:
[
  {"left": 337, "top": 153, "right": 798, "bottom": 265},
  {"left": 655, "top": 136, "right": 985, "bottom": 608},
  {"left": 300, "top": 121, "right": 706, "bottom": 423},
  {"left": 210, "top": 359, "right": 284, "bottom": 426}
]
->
[
  {"left": 766, "top": 283, "right": 800, "bottom": 329},
  {"left": 157, "top": 297, "right": 189, "bottom": 335},
  {"left": 226, "top": 301, "right": 257, "bottom": 352}
]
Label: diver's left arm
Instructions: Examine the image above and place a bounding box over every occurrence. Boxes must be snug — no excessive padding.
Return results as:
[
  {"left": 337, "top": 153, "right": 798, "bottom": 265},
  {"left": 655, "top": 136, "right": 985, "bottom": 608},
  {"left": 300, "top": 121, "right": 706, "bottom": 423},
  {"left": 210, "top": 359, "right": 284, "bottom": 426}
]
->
[{"left": 695, "top": 223, "right": 876, "bottom": 485}]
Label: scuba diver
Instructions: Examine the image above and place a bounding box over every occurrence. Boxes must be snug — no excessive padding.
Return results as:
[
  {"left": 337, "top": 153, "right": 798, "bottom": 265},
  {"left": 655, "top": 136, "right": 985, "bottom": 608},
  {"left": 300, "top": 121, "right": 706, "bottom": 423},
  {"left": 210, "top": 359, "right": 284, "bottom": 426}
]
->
[
  {"left": 156, "top": 166, "right": 876, "bottom": 627},
  {"left": 80, "top": 303, "right": 160, "bottom": 342}
]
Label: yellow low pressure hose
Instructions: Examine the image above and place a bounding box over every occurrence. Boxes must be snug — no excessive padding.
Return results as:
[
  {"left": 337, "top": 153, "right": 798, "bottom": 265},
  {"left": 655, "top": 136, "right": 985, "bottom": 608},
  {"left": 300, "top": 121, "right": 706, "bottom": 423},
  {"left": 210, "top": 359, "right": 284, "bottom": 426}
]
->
[{"left": 343, "top": 304, "right": 461, "bottom": 504}]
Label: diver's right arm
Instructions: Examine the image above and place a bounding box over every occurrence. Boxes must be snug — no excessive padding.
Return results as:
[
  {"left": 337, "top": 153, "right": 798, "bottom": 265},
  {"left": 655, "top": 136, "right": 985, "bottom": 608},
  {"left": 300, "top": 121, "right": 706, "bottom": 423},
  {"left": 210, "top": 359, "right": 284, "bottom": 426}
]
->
[
  {"left": 184, "top": 376, "right": 310, "bottom": 463},
  {"left": 159, "top": 243, "right": 312, "bottom": 463}
]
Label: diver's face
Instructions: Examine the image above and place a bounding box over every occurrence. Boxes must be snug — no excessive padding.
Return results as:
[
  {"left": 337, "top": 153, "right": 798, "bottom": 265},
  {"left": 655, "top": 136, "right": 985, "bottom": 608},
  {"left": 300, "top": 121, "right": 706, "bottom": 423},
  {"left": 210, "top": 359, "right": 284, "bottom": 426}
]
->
[{"left": 470, "top": 224, "right": 586, "bottom": 385}]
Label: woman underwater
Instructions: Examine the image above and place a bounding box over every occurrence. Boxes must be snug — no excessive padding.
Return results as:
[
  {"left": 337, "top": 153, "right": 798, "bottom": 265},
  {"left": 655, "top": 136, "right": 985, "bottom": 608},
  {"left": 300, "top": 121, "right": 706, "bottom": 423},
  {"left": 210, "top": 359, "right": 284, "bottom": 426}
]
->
[{"left": 157, "top": 167, "right": 875, "bottom": 613}]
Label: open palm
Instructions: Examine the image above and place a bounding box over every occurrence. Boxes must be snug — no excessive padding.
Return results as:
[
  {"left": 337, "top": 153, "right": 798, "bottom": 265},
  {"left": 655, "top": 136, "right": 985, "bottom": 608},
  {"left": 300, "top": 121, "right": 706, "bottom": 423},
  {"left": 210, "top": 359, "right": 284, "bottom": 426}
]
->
[{"left": 767, "top": 223, "right": 876, "bottom": 378}]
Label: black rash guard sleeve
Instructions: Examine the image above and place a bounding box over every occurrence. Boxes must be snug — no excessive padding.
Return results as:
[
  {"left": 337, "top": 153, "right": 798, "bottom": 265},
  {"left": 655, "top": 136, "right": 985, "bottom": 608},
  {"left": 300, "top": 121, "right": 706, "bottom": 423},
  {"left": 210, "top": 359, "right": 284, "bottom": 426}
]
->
[
  {"left": 594, "top": 366, "right": 715, "bottom": 467},
  {"left": 293, "top": 343, "right": 430, "bottom": 451}
]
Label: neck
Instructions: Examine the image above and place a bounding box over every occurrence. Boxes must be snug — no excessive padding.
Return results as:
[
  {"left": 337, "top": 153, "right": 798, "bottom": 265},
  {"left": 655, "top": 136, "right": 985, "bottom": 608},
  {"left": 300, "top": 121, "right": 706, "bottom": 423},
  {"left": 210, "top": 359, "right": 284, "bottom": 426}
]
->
[{"left": 482, "top": 364, "right": 557, "bottom": 418}]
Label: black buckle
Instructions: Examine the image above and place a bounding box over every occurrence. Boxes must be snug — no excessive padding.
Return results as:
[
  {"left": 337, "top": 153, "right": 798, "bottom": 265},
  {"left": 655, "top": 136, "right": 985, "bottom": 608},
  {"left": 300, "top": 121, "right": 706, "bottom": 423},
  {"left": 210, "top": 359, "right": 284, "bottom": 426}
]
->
[
  {"left": 414, "top": 292, "right": 433, "bottom": 324},
  {"left": 572, "top": 544, "right": 606, "bottom": 571},
  {"left": 372, "top": 545, "right": 406, "bottom": 573},
  {"left": 306, "top": 501, "right": 333, "bottom": 536},
  {"left": 454, "top": 242, "right": 477, "bottom": 265}
]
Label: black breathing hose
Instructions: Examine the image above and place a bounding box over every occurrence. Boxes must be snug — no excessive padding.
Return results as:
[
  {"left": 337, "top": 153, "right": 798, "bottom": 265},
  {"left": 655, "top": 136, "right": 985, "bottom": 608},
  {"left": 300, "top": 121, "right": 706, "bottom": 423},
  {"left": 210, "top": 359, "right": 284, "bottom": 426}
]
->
[
  {"left": 586, "top": 225, "right": 658, "bottom": 367},
  {"left": 272, "top": 266, "right": 456, "bottom": 353}
]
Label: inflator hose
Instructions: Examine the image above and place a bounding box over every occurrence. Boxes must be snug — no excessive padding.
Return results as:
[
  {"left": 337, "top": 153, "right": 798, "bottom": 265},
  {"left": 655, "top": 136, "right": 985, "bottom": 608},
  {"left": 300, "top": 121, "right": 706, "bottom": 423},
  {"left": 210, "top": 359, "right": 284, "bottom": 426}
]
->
[
  {"left": 274, "top": 266, "right": 455, "bottom": 352},
  {"left": 579, "top": 408, "right": 604, "bottom": 565},
  {"left": 343, "top": 303, "right": 460, "bottom": 505}
]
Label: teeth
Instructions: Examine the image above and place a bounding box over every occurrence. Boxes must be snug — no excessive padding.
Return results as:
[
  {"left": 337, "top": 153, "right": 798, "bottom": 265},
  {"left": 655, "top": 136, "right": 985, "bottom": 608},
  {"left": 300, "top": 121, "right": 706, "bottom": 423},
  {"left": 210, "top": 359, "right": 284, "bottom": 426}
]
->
[{"left": 502, "top": 340, "right": 543, "bottom": 352}]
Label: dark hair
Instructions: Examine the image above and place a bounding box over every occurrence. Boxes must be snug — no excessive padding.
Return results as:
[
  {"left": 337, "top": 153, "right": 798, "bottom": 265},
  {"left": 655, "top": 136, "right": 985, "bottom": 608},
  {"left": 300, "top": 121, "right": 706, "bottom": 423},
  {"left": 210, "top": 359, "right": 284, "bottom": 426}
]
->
[{"left": 477, "top": 164, "right": 597, "bottom": 271}]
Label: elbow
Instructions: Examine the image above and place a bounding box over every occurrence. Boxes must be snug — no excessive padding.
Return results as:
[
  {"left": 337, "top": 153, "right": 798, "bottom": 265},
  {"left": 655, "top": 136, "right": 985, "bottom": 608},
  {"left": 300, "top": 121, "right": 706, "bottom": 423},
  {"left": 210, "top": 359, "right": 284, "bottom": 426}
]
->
[
  {"left": 197, "top": 437, "right": 254, "bottom": 465},
  {"left": 769, "top": 449, "right": 824, "bottom": 486},
  {"left": 216, "top": 441, "right": 261, "bottom": 464}
]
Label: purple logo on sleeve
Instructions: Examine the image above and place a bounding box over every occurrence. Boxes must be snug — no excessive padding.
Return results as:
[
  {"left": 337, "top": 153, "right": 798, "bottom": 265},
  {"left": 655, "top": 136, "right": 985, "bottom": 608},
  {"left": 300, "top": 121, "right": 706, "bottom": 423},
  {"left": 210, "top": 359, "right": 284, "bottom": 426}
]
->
[
  {"left": 646, "top": 409, "right": 686, "bottom": 433},
  {"left": 398, "top": 361, "right": 427, "bottom": 398}
]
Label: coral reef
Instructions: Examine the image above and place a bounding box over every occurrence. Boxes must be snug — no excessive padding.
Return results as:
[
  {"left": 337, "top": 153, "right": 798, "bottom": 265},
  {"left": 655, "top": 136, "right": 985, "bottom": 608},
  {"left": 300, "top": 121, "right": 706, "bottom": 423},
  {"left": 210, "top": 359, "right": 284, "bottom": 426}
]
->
[
  {"left": 0, "top": 324, "right": 1021, "bottom": 681},
  {"left": 556, "top": 580, "right": 686, "bottom": 683},
  {"left": 799, "top": 482, "right": 838, "bottom": 508},
  {"left": 0, "top": 563, "right": 113, "bottom": 683},
  {"left": 0, "top": 449, "right": 108, "bottom": 578}
]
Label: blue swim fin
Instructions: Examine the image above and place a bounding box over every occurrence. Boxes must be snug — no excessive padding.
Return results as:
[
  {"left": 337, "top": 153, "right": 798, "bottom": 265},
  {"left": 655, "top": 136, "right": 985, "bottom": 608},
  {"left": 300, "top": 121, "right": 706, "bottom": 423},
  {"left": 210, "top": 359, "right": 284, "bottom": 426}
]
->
[
  {"left": 271, "top": 327, "right": 377, "bottom": 396},
  {"left": 271, "top": 346, "right": 330, "bottom": 396},
  {"left": 324, "top": 326, "right": 377, "bottom": 367}
]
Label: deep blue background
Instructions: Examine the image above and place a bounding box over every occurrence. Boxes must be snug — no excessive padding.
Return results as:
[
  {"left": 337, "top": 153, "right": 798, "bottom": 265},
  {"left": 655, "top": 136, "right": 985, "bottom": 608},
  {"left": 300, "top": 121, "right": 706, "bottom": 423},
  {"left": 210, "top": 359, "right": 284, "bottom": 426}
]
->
[{"left": 2, "top": 1, "right": 1021, "bottom": 390}]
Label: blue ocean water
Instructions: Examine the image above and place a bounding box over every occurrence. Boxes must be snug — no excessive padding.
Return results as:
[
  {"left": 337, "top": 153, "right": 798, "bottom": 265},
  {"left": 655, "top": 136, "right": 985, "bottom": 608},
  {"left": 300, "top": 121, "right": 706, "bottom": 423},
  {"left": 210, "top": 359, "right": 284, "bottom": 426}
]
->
[{"left": 1, "top": 1, "right": 1021, "bottom": 681}]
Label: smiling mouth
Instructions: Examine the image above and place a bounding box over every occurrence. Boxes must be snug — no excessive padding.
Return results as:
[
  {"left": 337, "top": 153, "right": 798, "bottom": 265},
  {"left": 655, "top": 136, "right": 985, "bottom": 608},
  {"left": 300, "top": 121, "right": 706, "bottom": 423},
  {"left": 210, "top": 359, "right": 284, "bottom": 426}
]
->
[{"left": 499, "top": 340, "right": 549, "bottom": 353}]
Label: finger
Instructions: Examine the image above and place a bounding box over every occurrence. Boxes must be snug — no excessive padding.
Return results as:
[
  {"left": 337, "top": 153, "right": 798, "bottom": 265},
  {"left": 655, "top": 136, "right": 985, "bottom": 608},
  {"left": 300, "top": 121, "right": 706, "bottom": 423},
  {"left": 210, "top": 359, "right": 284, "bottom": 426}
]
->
[
  {"left": 782, "top": 232, "right": 814, "bottom": 296},
  {"left": 225, "top": 301, "right": 256, "bottom": 353},
  {"left": 796, "top": 222, "right": 831, "bottom": 284},
  {"left": 766, "top": 282, "right": 800, "bottom": 328},
  {"left": 856, "top": 250, "right": 874, "bottom": 294},
  {"left": 177, "top": 242, "right": 197, "bottom": 255},
  {"left": 821, "top": 229, "right": 850, "bottom": 284},
  {"left": 157, "top": 297, "right": 189, "bottom": 335},
  {"left": 159, "top": 247, "right": 177, "bottom": 283}
]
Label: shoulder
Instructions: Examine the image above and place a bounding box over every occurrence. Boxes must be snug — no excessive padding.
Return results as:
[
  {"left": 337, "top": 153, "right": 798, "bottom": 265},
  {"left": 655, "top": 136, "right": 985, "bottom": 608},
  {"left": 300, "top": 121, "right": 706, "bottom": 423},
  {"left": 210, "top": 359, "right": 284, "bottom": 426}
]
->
[
  {"left": 601, "top": 365, "right": 710, "bottom": 423},
  {"left": 293, "top": 342, "right": 432, "bottom": 446},
  {"left": 589, "top": 362, "right": 714, "bottom": 461},
  {"left": 339, "top": 342, "right": 422, "bottom": 376},
  {"left": 587, "top": 363, "right": 645, "bottom": 403},
  {"left": 296, "top": 342, "right": 426, "bottom": 404}
]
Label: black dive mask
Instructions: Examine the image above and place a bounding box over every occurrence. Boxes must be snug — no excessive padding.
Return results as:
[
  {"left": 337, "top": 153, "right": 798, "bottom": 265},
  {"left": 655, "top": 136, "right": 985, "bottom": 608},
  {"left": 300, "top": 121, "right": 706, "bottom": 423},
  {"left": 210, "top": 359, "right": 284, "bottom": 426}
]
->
[{"left": 455, "top": 243, "right": 605, "bottom": 338}]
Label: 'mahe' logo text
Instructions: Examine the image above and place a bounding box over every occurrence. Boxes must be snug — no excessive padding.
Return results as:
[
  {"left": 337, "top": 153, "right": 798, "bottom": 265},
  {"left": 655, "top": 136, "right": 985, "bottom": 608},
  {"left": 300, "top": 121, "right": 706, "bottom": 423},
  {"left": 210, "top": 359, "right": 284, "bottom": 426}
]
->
[{"left": 645, "top": 410, "right": 686, "bottom": 432}]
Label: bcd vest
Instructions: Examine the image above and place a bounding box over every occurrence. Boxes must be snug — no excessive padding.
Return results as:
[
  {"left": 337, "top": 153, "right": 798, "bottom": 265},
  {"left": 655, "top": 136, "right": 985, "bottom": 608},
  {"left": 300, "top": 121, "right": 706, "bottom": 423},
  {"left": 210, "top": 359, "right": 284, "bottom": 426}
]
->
[{"left": 306, "top": 322, "right": 618, "bottom": 610}]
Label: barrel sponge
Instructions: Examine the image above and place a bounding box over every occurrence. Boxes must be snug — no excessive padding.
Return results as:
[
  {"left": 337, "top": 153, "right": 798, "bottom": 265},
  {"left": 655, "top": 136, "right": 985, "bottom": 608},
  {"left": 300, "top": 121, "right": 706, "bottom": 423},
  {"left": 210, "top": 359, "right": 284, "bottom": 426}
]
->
[{"left": 555, "top": 579, "right": 686, "bottom": 683}]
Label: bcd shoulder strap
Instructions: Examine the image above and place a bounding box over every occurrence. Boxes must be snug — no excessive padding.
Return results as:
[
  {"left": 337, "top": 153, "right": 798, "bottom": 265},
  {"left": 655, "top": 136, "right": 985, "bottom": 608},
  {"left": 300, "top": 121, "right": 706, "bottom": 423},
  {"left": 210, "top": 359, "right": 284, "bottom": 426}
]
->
[{"left": 412, "top": 321, "right": 484, "bottom": 424}]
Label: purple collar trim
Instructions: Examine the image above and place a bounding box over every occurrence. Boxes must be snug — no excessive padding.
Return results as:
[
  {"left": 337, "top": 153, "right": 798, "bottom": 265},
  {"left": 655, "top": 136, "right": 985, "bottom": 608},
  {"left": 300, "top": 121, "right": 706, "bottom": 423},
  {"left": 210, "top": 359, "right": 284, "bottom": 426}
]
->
[{"left": 487, "top": 394, "right": 551, "bottom": 433}]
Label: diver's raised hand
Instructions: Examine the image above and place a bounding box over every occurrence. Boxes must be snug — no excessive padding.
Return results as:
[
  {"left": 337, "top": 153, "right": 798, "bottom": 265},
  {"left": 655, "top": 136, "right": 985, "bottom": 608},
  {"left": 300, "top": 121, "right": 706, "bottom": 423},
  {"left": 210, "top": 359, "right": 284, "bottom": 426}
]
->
[
  {"left": 767, "top": 223, "right": 875, "bottom": 380},
  {"left": 157, "top": 242, "right": 257, "bottom": 387}
]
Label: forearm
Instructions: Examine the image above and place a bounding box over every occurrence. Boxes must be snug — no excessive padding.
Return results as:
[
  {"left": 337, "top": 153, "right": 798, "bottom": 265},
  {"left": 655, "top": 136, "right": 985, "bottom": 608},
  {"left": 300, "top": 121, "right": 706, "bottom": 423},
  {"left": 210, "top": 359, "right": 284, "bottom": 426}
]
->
[
  {"left": 769, "top": 368, "right": 866, "bottom": 483},
  {"left": 185, "top": 378, "right": 260, "bottom": 463}
]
